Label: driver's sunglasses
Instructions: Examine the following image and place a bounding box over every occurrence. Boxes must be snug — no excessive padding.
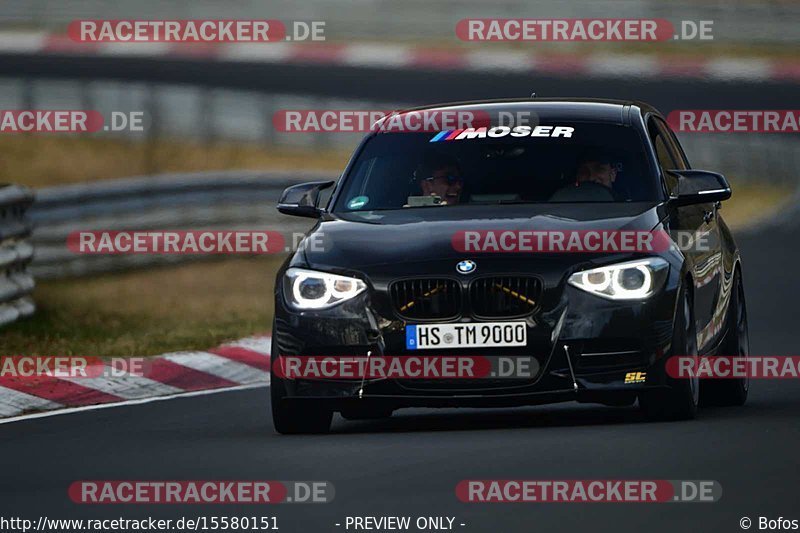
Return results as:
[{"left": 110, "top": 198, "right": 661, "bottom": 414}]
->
[{"left": 424, "top": 175, "right": 462, "bottom": 184}]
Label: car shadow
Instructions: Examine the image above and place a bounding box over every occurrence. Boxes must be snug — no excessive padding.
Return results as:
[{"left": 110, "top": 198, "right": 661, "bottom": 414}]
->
[
  {"left": 327, "top": 399, "right": 773, "bottom": 435},
  {"left": 331, "top": 404, "right": 645, "bottom": 434}
]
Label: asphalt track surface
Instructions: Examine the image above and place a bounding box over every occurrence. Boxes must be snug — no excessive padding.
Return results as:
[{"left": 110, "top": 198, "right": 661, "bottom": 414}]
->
[
  {"left": 2, "top": 67, "right": 799, "bottom": 531},
  {"left": 2, "top": 208, "right": 799, "bottom": 532}
]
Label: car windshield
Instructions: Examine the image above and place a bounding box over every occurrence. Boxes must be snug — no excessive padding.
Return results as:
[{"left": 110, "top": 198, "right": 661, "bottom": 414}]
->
[{"left": 332, "top": 122, "right": 660, "bottom": 212}]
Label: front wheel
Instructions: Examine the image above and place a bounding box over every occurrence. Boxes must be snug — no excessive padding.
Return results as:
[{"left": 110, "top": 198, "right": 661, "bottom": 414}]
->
[
  {"left": 700, "top": 269, "right": 749, "bottom": 407},
  {"left": 271, "top": 356, "right": 332, "bottom": 434},
  {"left": 639, "top": 283, "right": 699, "bottom": 421}
]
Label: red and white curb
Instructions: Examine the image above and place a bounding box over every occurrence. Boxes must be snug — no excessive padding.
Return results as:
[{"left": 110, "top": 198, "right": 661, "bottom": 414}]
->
[
  {"left": 0, "top": 335, "right": 271, "bottom": 421},
  {"left": 1, "top": 31, "right": 799, "bottom": 83}
]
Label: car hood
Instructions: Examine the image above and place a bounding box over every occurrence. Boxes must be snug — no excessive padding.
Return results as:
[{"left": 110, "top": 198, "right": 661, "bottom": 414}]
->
[{"left": 301, "top": 203, "right": 667, "bottom": 275}]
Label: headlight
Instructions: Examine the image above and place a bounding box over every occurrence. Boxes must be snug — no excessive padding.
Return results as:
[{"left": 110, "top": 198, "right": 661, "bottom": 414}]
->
[
  {"left": 568, "top": 258, "right": 669, "bottom": 300},
  {"left": 283, "top": 267, "right": 367, "bottom": 310}
]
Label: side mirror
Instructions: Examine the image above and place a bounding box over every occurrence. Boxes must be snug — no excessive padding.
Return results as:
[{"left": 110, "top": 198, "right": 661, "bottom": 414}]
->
[
  {"left": 277, "top": 180, "right": 335, "bottom": 218},
  {"left": 668, "top": 170, "right": 731, "bottom": 207}
]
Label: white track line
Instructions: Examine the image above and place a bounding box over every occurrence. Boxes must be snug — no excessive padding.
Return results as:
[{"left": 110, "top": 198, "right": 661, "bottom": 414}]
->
[
  {"left": 466, "top": 50, "right": 532, "bottom": 72},
  {"left": 341, "top": 44, "right": 413, "bottom": 68},
  {"left": 162, "top": 351, "right": 270, "bottom": 384},
  {"left": 100, "top": 42, "right": 170, "bottom": 56},
  {"left": 223, "top": 42, "right": 291, "bottom": 62},
  {"left": 0, "top": 387, "right": 62, "bottom": 417},
  {"left": 587, "top": 54, "right": 659, "bottom": 77},
  {"left": 61, "top": 371, "right": 183, "bottom": 400},
  {"left": 0, "top": 383, "right": 268, "bottom": 426},
  {"left": 706, "top": 58, "right": 771, "bottom": 81},
  {"left": 0, "top": 31, "right": 46, "bottom": 52},
  {"left": 220, "top": 336, "right": 272, "bottom": 356}
]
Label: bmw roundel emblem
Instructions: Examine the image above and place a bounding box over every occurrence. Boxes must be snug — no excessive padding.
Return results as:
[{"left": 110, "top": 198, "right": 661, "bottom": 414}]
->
[{"left": 456, "top": 260, "right": 477, "bottom": 275}]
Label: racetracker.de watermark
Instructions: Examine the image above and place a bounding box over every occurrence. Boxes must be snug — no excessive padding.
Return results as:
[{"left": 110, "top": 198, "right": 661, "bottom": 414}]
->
[
  {"left": 68, "top": 20, "right": 326, "bottom": 42},
  {"left": 67, "top": 231, "right": 324, "bottom": 255},
  {"left": 273, "top": 355, "right": 537, "bottom": 380},
  {"left": 273, "top": 109, "right": 493, "bottom": 133},
  {"left": 69, "top": 481, "right": 334, "bottom": 504},
  {"left": 0, "top": 356, "right": 149, "bottom": 378},
  {"left": 451, "top": 230, "right": 713, "bottom": 254},
  {"left": 0, "top": 110, "right": 144, "bottom": 133},
  {"left": 667, "top": 110, "right": 800, "bottom": 133},
  {"left": 456, "top": 19, "right": 713, "bottom": 41},
  {"left": 457, "top": 480, "right": 721, "bottom": 503},
  {"left": 667, "top": 356, "right": 800, "bottom": 378}
]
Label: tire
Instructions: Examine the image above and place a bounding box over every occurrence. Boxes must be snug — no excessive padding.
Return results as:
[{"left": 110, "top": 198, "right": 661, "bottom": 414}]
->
[
  {"left": 700, "top": 269, "right": 749, "bottom": 407},
  {"left": 271, "top": 356, "right": 332, "bottom": 434},
  {"left": 639, "top": 282, "right": 699, "bottom": 421}
]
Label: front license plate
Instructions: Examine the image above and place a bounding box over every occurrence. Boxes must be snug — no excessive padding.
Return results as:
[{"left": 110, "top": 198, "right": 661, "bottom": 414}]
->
[{"left": 405, "top": 322, "right": 527, "bottom": 350}]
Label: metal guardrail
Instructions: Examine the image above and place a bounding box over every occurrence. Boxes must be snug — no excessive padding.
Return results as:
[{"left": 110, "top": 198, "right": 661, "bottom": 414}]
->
[
  {"left": 28, "top": 171, "right": 331, "bottom": 279},
  {"left": 0, "top": 184, "right": 35, "bottom": 327}
]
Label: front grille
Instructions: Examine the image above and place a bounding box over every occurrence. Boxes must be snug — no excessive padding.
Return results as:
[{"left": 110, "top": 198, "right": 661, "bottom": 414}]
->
[
  {"left": 390, "top": 278, "right": 461, "bottom": 320},
  {"left": 469, "top": 276, "right": 541, "bottom": 318}
]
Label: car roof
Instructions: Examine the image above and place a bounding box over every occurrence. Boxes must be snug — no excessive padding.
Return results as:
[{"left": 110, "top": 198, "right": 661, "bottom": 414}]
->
[{"left": 392, "top": 98, "right": 660, "bottom": 125}]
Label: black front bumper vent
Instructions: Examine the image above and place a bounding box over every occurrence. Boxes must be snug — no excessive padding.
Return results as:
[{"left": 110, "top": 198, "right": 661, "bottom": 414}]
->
[
  {"left": 390, "top": 276, "right": 542, "bottom": 320},
  {"left": 469, "top": 276, "right": 541, "bottom": 318},
  {"left": 390, "top": 278, "right": 461, "bottom": 320}
]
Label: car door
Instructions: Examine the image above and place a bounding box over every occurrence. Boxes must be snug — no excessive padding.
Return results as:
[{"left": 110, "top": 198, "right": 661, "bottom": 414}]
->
[{"left": 648, "top": 116, "right": 722, "bottom": 351}]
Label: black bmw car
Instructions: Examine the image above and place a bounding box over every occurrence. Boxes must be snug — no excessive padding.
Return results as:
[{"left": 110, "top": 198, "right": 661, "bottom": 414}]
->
[{"left": 271, "top": 98, "right": 749, "bottom": 434}]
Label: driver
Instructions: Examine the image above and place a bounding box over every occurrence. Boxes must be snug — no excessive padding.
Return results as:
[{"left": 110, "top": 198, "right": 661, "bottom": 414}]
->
[
  {"left": 548, "top": 150, "right": 622, "bottom": 202},
  {"left": 576, "top": 155, "right": 618, "bottom": 190},
  {"left": 414, "top": 154, "right": 464, "bottom": 205}
]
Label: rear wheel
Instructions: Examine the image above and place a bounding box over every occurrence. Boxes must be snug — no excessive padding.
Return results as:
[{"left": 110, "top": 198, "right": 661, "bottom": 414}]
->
[
  {"left": 700, "top": 269, "right": 749, "bottom": 407},
  {"left": 639, "top": 283, "right": 699, "bottom": 421},
  {"left": 271, "top": 356, "right": 332, "bottom": 434}
]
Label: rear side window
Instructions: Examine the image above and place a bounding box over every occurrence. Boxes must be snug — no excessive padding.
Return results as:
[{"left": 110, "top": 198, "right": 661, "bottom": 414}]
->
[
  {"left": 649, "top": 116, "right": 688, "bottom": 171},
  {"left": 653, "top": 135, "right": 677, "bottom": 171}
]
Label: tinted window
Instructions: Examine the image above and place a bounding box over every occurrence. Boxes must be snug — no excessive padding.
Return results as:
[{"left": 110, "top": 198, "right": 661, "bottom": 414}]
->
[
  {"left": 333, "top": 123, "right": 660, "bottom": 212},
  {"left": 649, "top": 116, "right": 689, "bottom": 172},
  {"left": 653, "top": 134, "right": 677, "bottom": 171},
  {"left": 656, "top": 117, "right": 690, "bottom": 170}
]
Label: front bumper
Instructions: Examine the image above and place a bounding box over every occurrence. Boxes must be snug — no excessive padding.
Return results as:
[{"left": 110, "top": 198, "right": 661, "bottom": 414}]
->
[{"left": 272, "top": 271, "right": 680, "bottom": 409}]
